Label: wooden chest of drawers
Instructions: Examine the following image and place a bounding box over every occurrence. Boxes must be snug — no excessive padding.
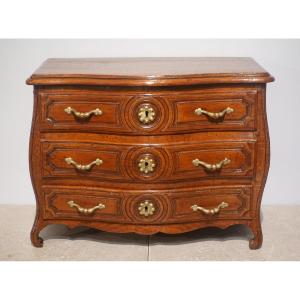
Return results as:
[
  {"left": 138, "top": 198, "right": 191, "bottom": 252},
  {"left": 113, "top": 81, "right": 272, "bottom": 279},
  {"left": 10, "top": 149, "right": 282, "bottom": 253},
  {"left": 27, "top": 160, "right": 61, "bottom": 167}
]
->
[{"left": 27, "top": 57, "right": 274, "bottom": 249}]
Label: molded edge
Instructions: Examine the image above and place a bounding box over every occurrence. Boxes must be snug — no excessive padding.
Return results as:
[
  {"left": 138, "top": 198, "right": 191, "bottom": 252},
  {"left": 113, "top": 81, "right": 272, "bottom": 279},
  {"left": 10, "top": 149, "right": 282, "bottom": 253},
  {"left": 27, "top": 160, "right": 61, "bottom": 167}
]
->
[{"left": 26, "top": 73, "right": 275, "bottom": 86}]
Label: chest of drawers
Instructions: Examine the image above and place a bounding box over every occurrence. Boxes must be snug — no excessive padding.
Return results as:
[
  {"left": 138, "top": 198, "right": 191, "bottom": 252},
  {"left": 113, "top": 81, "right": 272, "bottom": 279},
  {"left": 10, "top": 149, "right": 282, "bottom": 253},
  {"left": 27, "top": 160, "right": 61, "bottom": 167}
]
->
[{"left": 27, "top": 57, "right": 274, "bottom": 249}]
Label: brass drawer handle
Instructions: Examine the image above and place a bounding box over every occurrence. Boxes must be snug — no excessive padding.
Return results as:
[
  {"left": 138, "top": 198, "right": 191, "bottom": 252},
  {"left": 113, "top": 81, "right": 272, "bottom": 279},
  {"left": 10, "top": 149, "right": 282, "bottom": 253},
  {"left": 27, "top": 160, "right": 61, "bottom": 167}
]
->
[
  {"left": 138, "top": 104, "right": 156, "bottom": 124},
  {"left": 192, "top": 157, "right": 230, "bottom": 172},
  {"left": 138, "top": 200, "right": 155, "bottom": 217},
  {"left": 65, "top": 157, "right": 103, "bottom": 171},
  {"left": 138, "top": 156, "right": 156, "bottom": 174},
  {"left": 194, "top": 107, "right": 234, "bottom": 119},
  {"left": 67, "top": 200, "right": 105, "bottom": 215},
  {"left": 64, "top": 106, "right": 102, "bottom": 119},
  {"left": 191, "top": 202, "right": 228, "bottom": 215}
]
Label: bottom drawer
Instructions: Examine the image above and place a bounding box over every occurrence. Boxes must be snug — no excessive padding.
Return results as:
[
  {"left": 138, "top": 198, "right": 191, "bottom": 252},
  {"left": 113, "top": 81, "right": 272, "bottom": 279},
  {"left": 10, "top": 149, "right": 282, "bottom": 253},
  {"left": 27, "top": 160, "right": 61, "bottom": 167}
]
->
[
  {"left": 167, "top": 186, "right": 251, "bottom": 222},
  {"left": 43, "top": 185, "right": 252, "bottom": 223},
  {"left": 44, "top": 189, "right": 125, "bottom": 222}
]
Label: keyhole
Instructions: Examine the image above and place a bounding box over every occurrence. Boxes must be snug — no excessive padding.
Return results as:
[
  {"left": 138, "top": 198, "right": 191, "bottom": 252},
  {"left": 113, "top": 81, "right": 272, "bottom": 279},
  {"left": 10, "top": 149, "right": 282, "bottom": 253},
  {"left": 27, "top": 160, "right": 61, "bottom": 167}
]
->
[
  {"left": 145, "top": 110, "right": 149, "bottom": 117},
  {"left": 145, "top": 162, "right": 148, "bottom": 167},
  {"left": 144, "top": 205, "right": 148, "bottom": 213}
]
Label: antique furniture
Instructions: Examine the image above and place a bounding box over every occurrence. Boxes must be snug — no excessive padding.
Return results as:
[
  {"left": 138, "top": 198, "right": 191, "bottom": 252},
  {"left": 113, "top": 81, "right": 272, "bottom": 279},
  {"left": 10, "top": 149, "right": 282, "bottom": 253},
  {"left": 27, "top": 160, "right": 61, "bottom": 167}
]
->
[{"left": 27, "top": 57, "right": 274, "bottom": 249}]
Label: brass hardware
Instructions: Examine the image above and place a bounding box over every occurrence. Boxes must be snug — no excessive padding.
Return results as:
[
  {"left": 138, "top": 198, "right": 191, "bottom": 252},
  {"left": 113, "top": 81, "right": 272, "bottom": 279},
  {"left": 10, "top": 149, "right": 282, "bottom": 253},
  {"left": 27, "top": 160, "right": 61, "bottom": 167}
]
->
[
  {"left": 64, "top": 106, "right": 102, "bottom": 119},
  {"left": 194, "top": 107, "right": 234, "bottom": 119},
  {"left": 67, "top": 200, "right": 105, "bottom": 215},
  {"left": 192, "top": 157, "right": 230, "bottom": 172},
  {"left": 138, "top": 156, "right": 156, "bottom": 174},
  {"left": 191, "top": 202, "right": 229, "bottom": 215},
  {"left": 138, "top": 104, "right": 156, "bottom": 124},
  {"left": 65, "top": 157, "right": 103, "bottom": 171},
  {"left": 138, "top": 200, "right": 155, "bottom": 217}
]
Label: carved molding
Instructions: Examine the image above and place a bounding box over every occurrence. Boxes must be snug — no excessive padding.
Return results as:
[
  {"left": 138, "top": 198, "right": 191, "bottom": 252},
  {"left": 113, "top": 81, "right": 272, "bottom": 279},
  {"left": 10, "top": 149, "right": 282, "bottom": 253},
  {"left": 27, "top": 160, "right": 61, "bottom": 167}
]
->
[
  {"left": 171, "top": 141, "right": 255, "bottom": 179},
  {"left": 170, "top": 186, "right": 252, "bottom": 222},
  {"left": 41, "top": 141, "right": 124, "bottom": 179},
  {"left": 40, "top": 93, "right": 123, "bottom": 130},
  {"left": 172, "top": 90, "right": 257, "bottom": 131},
  {"left": 44, "top": 189, "right": 124, "bottom": 222},
  {"left": 43, "top": 186, "right": 252, "bottom": 225}
]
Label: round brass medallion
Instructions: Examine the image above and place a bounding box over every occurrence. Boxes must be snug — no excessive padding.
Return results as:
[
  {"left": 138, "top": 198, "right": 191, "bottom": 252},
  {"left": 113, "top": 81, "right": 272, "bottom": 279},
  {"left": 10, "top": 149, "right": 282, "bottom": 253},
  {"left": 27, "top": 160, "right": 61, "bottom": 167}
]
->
[
  {"left": 138, "top": 156, "right": 156, "bottom": 174},
  {"left": 138, "top": 200, "right": 155, "bottom": 217},
  {"left": 138, "top": 104, "right": 156, "bottom": 124}
]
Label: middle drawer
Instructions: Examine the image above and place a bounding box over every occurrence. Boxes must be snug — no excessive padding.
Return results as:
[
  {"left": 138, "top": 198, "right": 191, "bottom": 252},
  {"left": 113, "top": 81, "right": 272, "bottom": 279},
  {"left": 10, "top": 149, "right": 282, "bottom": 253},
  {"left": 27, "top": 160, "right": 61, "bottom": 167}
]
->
[{"left": 42, "top": 139, "right": 255, "bottom": 183}]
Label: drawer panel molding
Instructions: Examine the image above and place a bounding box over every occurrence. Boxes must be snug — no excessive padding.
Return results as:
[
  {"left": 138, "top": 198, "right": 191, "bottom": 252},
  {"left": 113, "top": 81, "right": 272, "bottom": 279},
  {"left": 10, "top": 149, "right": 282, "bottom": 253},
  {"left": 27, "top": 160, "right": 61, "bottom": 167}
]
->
[
  {"left": 42, "top": 186, "right": 252, "bottom": 224},
  {"left": 39, "top": 88, "right": 258, "bottom": 134},
  {"left": 41, "top": 140, "right": 255, "bottom": 183}
]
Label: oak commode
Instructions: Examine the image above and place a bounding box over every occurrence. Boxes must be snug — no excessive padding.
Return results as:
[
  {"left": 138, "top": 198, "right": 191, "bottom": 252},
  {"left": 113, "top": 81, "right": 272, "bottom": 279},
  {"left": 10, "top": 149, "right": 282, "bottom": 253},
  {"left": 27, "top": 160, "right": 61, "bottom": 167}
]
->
[{"left": 27, "top": 57, "right": 274, "bottom": 249}]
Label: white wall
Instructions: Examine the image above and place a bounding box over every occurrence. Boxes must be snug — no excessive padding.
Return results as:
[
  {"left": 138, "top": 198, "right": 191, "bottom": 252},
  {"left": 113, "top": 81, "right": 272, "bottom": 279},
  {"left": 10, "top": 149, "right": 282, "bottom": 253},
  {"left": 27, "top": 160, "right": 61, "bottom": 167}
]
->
[{"left": 0, "top": 39, "right": 299, "bottom": 204}]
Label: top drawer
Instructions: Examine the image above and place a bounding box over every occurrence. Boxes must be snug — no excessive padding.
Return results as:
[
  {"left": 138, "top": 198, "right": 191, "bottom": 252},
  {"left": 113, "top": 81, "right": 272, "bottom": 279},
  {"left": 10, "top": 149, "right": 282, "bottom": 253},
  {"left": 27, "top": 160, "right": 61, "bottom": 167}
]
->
[{"left": 38, "top": 87, "right": 258, "bottom": 134}]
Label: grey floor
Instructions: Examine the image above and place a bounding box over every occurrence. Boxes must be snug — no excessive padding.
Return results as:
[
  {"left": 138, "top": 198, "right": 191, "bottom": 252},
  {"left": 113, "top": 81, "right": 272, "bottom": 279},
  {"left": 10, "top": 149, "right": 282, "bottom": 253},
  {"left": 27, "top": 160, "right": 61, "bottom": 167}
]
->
[{"left": 0, "top": 205, "right": 299, "bottom": 260}]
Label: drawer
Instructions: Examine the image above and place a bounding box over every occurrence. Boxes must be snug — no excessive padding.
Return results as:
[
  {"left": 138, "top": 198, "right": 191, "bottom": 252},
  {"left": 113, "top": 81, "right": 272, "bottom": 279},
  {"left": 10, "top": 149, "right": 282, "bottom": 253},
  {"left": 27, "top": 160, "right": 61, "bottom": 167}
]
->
[
  {"left": 42, "top": 141, "right": 129, "bottom": 181},
  {"left": 169, "top": 141, "right": 255, "bottom": 180},
  {"left": 40, "top": 92, "right": 127, "bottom": 133},
  {"left": 43, "top": 188, "right": 125, "bottom": 222},
  {"left": 39, "top": 87, "right": 257, "bottom": 134},
  {"left": 43, "top": 185, "right": 252, "bottom": 223},
  {"left": 41, "top": 138, "right": 255, "bottom": 182},
  {"left": 168, "top": 88, "right": 257, "bottom": 132},
  {"left": 167, "top": 186, "right": 252, "bottom": 222}
]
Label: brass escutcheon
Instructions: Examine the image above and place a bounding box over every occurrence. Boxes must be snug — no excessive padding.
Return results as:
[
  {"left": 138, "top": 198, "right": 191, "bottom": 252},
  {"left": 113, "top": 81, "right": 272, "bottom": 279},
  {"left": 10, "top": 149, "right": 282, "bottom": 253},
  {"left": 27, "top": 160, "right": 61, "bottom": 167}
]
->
[
  {"left": 138, "top": 104, "right": 156, "bottom": 124},
  {"left": 138, "top": 200, "right": 155, "bottom": 217},
  {"left": 138, "top": 156, "right": 156, "bottom": 174}
]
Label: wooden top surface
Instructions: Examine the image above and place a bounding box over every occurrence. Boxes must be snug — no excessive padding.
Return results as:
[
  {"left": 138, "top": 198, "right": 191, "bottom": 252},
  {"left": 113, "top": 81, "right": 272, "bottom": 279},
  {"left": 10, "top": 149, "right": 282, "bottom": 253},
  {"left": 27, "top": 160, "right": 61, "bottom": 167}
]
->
[{"left": 27, "top": 57, "right": 274, "bottom": 86}]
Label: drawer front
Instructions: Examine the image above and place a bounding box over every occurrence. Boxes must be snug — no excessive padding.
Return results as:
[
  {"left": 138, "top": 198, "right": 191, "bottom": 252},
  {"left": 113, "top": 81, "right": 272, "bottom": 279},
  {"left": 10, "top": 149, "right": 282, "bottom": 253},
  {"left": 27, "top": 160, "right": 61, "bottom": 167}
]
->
[
  {"left": 42, "top": 139, "right": 255, "bottom": 182},
  {"left": 42, "top": 141, "right": 128, "bottom": 181},
  {"left": 167, "top": 186, "right": 252, "bottom": 222},
  {"left": 44, "top": 188, "right": 125, "bottom": 222},
  {"left": 169, "top": 141, "right": 255, "bottom": 180},
  {"left": 169, "top": 89, "right": 257, "bottom": 132},
  {"left": 39, "top": 87, "right": 257, "bottom": 134},
  {"left": 40, "top": 93, "right": 127, "bottom": 132},
  {"left": 43, "top": 186, "right": 252, "bottom": 223}
]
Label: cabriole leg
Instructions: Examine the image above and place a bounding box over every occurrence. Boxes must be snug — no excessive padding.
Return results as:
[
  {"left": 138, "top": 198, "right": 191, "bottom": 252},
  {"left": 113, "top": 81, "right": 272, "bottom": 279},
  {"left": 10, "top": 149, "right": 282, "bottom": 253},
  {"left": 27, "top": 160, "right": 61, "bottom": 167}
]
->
[
  {"left": 248, "top": 220, "right": 263, "bottom": 250},
  {"left": 30, "top": 215, "right": 45, "bottom": 247}
]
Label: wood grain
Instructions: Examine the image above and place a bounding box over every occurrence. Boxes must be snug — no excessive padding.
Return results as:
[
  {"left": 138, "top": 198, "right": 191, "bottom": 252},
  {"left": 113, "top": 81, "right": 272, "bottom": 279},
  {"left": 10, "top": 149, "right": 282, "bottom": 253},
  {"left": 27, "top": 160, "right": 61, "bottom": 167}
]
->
[{"left": 26, "top": 57, "right": 274, "bottom": 86}]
